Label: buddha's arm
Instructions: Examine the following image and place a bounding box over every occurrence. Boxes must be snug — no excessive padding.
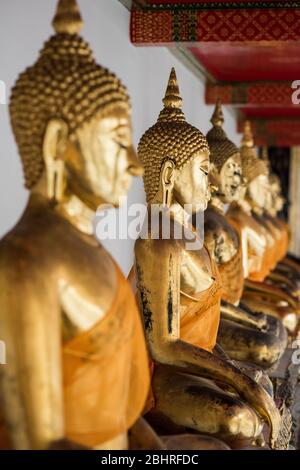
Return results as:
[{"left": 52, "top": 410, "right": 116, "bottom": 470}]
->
[
  {"left": 275, "top": 262, "right": 297, "bottom": 277},
  {"left": 0, "top": 267, "right": 64, "bottom": 449},
  {"left": 245, "top": 279, "right": 300, "bottom": 312},
  {"left": 135, "top": 237, "right": 280, "bottom": 446},
  {"left": 274, "top": 264, "right": 300, "bottom": 294},
  {"left": 267, "top": 271, "right": 299, "bottom": 293},
  {"left": 242, "top": 293, "right": 296, "bottom": 318},
  {"left": 280, "top": 257, "right": 300, "bottom": 274},
  {"left": 220, "top": 300, "right": 267, "bottom": 329}
]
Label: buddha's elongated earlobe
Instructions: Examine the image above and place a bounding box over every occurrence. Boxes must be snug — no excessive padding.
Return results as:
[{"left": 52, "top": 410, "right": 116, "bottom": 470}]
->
[
  {"left": 48, "top": 159, "right": 65, "bottom": 204},
  {"left": 161, "top": 160, "right": 175, "bottom": 207},
  {"left": 43, "top": 118, "right": 68, "bottom": 204}
]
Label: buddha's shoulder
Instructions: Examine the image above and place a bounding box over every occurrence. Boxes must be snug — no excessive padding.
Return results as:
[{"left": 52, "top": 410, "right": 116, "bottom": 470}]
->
[
  {"left": 0, "top": 207, "right": 62, "bottom": 259},
  {"left": 0, "top": 225, "right": 39, "bottom": 282},
  {"left": 0, "top": 214, "right": 117, "bottom": 297},
  {"left": 0, "top": 208, "right": 93, "bottom": 268},
  {"left": 0, "top": 222, "right": 53, "bottom": 287}
]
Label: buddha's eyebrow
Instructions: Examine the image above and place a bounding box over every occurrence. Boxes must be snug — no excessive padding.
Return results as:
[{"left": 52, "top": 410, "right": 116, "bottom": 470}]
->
[
  {"left": 111, "top": 124, "right": 130, "bottom": 134},
  {"left": 199, "top": 158, "right": 210, "bottom": 165}
]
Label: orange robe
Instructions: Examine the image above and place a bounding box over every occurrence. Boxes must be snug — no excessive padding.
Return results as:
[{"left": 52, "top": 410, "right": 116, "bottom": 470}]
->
[
  {"left": 180, "top": 249, "right": 223, "bottom": 353},
  {"left": 275, "top": 218, "right": 289, "bottom": 262},
  {"left": 63, "top": 263, "right": 150, "bottom": 447}
]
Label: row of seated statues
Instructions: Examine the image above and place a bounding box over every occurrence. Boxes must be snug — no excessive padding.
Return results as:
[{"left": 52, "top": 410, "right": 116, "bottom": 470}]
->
[{"left": 0, "top": 0, "right": 299, "bottom": 451}]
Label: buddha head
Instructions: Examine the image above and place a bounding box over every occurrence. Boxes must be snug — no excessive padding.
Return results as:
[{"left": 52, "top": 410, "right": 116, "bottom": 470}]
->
[
  {"left": 266, "top": 173, "right": 285, "bottom": 216},
  {"left": 138, "top": 68, "right": 210, "bottom": 215},
  {"left": 9, "top": 0, "right": 142, "bottom": 210},
  {"left": 240, "top": 122, "right": 270, "bottom": 211},
  {"left": 206, "top": 101, "right": 242, "bottom": 204}
]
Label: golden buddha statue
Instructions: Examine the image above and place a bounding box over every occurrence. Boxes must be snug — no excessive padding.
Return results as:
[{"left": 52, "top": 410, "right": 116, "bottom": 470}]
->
[
  {"left": 266, "top": 174, "right": 298, "bottom": 277},
  {"left": 134, "top": 69, "right": 281, "bottom": 448},
  {"left": 233, "top": 124, "right": 300, "bottom": 330},
  {"left": 227, "top": 124, "right": 271, "bottom": 281},
  {"left": 220, "top": 125, "right": 299, "bottom": 339},
  {"left": 263, "top": 182, "right": 300, "bottom": 318},
  {"left": 265, "top": 175, "right": 300, "bottom": 311},
  {"left": 0, "top": 0, "right": 150, "bottom": 450},
  {"left": 202, "top": 105, "right": 287, "bottom": 368}
]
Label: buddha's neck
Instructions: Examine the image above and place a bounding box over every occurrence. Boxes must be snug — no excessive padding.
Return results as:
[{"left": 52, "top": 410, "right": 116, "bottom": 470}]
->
[
  {"left": 150, "top": 191, "right": 193, "bottom": 230},
  {"left": 266, "top": 208, "right": 277, "bottom": 218},
  {"left": 209, "top": 196, "right": 225, "bottom": 215},
  {"left": 247, "top": 198, "right": 264, "bottom": 217},
  {"left": 237, "top": 198, "right": 252, "bottom": 215},
  {"left": 169, "top": 202, "right": 192, "bottom": 229},
  {"left": 57, "top": 195, "right": 95, "bottom": 235},
  {"left": 31, "top": 176, "right": 95, "bottom": 236}
]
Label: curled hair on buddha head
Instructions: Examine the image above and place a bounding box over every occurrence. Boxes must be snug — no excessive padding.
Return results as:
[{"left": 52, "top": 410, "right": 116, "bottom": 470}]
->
[
  {"left": 138, "top": 68, "right": 210, "bottom": 203},
  {"left": 206, "top": 99, "right": 240, "bottom": 173},
  {"left": 9, "top": 0, "right": 131, "bottom": 189},
  {"left": 240, "top": 121, "right": 269, "bottom": 184}
]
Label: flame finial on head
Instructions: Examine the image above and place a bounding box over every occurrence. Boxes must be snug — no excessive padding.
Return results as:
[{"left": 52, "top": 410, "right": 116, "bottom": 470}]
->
[
  {"left": 206, "top": 99, "right": 239, "bottom": 171},
  {"left": 162, "top": 68, "right": 182, "bottom": 109},
  {"left": 211, "top": 99, "right": 224, "bottom": 127},
  {"left": 52, "top": 0, "right": 83, "bottom": 35},
  {"left": 241, "top": 121, "right": 254, "bottom": 148},
  {"left": 158, "top": 68, "right": 185, "bottom": 123}
]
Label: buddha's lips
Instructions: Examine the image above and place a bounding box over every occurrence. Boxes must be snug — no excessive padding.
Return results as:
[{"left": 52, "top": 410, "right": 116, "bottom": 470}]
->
[{"left": 230, "top": 183, "right": 239, "bottom": 193}]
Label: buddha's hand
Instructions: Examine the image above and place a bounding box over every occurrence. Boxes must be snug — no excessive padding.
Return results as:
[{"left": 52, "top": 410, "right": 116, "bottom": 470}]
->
[
  {"left": 254, "top": 312, "right": 267, "bottom": 330},
  {"left": 241, "top": 377, "right": 281, "bottom": 448}
]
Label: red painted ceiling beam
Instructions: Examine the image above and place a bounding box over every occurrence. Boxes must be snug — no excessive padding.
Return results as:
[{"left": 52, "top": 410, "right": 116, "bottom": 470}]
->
[
  {"left": 131, "top": 1, "right": 300, "bottom": 144},
  {"left": 237, "top": 116, "right": 300, "bottom": 144},
  {"left": 237, "top": 118, "right": 300, "bottom": 145},
  {"left": 237, "top": 117, "right": 300, "bottom": 135},
  {"left": 252, "top": 135, "right": 300, "bottom": 147},
  {"left": 206, "top": 82, "right": 297, "bottom": 107},
  {"left": 131, "top": 2, "right": 300, "bottom": 45}
]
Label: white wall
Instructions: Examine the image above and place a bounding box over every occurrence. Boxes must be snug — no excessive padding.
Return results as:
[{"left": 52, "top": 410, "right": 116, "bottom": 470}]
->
[{"left": 0, "top": 0, "right": 241, "bottom": 274}]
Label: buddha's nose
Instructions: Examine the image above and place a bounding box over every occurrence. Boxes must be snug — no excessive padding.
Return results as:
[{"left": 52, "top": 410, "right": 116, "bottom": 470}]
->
[{"left": 127, "top": 145, "right": 144, "bottom": 177}]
